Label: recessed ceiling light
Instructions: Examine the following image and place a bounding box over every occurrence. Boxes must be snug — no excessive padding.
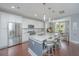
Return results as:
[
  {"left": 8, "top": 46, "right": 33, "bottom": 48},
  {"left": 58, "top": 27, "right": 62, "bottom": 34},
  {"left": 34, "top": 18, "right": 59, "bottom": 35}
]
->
[
  {"left": 11, "top": 6, "right": 15, "bottom": 8},
  {"left": 34, "top": 14, "right": 37, "bottom": 17}
]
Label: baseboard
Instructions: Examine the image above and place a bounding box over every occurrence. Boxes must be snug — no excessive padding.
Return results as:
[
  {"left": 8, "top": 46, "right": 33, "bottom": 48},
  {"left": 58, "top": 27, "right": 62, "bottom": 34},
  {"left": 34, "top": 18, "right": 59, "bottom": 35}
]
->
[
  {"left": 0, "top": 41, "right": 28, "bottom": 50},
  {"left": 0, "top": 46, "right": 8, "bottom": 50},
  {"left": 28, "top": 48, "right": 37, "bottom": 56},
  {"left": 70, "top": 40, "right": 79, "bottom": 44}
]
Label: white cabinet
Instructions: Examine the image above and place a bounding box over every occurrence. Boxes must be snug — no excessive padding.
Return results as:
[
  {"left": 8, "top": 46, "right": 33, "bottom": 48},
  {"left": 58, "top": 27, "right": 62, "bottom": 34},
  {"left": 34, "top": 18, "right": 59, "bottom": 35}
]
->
[
  {"left": 0, "top": 14, "right": 8, "bottom": 49},
  {"left": 22, "top": 29, "right": 29, "bottom": 42}
]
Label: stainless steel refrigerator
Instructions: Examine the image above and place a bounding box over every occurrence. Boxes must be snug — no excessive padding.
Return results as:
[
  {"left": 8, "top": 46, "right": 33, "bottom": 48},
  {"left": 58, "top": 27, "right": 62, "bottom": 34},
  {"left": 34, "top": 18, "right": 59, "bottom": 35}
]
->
[{"left": 8, "top": 22, "right": 22, "bottom": 47}]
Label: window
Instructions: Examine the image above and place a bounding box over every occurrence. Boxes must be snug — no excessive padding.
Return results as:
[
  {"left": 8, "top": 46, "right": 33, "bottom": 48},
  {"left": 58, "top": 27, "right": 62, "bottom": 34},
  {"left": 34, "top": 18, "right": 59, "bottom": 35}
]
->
[{"left": 55, "top": 22, "right": 65, "bottom": 33}]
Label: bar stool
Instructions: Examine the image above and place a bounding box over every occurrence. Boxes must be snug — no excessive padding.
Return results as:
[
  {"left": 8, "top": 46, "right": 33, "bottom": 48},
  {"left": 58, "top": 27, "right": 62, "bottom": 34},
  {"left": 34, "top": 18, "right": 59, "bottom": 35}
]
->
[
  {"left": 46, "top": 43, "right": 54, "bottom": 56},
  {"left": 45, "top": 39, "right": 55, "bottom": 56}
]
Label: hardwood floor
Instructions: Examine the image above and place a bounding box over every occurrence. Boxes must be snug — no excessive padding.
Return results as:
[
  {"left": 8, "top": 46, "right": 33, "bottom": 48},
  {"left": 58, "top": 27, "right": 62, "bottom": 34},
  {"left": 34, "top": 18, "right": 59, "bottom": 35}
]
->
[
  {"left": 44, "top": 41, "right": 79, "bottom": 56},
  {"left": 0, "top": 41, "right": 79, "bottom": 56},
  {"left": 0, "top": 42, "right": 31, "bottom": 56}
]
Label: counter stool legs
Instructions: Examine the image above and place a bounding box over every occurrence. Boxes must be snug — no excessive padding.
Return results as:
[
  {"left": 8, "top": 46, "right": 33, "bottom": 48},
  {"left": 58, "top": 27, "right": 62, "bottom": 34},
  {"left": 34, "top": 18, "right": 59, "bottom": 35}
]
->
[{"left": 47, "top": 47, "right": 53, "bottom": 56}]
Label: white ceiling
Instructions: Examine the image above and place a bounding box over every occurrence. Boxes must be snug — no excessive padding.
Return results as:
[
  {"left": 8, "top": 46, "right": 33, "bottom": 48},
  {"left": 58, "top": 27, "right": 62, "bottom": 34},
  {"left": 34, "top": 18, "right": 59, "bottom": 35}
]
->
[{"left": 0, "top": 3, "right": 79, "bottom": 21}]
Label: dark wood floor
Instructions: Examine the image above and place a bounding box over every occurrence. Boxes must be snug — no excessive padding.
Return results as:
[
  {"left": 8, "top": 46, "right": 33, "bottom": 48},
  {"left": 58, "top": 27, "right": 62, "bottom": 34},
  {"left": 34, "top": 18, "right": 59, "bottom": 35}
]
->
[
  {"left": 0, "top": 41, "right": 79, "bottom": 56},
  {"left": 44, "top": 41, "right": 79, "bottom": 56},
  {"left": 0, "top": 42, "right": 31, "bottom": 56}
]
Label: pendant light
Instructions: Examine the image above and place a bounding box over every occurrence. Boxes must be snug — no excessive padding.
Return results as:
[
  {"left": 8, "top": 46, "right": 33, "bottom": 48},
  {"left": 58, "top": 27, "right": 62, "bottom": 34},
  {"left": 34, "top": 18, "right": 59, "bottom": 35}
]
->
[
  {"left": 48, "top": 7, "right": 51, "bottom": 22},
  {"left": 42, "top": 3, "right": 47, "bottom": 34},
  {"left": 42, "top": 3, "right": 46, "bottom": 21}
]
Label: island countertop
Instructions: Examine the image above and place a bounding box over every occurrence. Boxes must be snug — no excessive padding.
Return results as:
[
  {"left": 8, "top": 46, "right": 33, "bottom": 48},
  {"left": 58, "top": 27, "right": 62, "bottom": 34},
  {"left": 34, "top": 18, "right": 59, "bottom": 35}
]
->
[{"left": 29, "top": 33, "right": 55, "bottom": 44}]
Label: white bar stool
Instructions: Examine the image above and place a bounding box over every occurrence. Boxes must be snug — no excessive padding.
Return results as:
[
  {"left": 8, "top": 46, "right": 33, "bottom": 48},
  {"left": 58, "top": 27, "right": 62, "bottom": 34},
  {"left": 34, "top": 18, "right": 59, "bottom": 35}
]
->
[{"left": 45, "top": 39, "right": 55, "bottom": 56}]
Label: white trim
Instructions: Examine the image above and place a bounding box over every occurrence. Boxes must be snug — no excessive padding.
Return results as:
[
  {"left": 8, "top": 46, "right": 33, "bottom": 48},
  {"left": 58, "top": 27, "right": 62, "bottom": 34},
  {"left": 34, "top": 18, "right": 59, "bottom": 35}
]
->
[
  {"left": 70, "top": 40, "right": 79, "bottom": 44},
  {"left": 28, "top": 48, "right": 37, "bottom": 56},
  {"left": 52, "top": 17, "right": 70, "bottom": 22}
]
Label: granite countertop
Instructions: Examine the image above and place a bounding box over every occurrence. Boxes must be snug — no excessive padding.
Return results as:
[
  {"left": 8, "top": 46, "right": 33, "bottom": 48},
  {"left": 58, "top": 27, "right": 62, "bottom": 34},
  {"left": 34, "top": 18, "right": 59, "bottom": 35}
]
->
[{"left": 29, "top": 33, "right": 55, "bottom": 44}]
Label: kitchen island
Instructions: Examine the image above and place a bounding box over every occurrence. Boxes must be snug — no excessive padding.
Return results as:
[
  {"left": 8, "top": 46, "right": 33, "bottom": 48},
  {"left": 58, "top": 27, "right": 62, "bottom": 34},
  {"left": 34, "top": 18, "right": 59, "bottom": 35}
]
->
[{"left": 28, "top": 34, "right": 55, "bottom": 56}]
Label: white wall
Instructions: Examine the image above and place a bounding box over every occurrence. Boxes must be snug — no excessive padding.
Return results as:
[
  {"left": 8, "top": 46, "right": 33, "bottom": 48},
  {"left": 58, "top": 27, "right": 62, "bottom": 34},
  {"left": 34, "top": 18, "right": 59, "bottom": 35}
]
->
[
  {"left": 70, "top": 14, "right": 79, "bottom": 44},
  {"left": 22, "top": 18, "right": 44, "bottom": 28},
  {"left": 0, "top": 11, "right": 44, "bottom": 49}
]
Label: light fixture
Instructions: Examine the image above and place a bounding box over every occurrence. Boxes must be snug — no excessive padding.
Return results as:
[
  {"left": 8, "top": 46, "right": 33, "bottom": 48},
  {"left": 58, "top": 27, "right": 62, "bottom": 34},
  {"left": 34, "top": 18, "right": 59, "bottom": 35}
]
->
[
  {"left": 48, "top": 7, "right": 52, "bottom": 22},
  {"left": 42, "top": 3, "right": 46, "bottom": 21},
  {"left": 11, "top": 6, "right": 15, "bottom": 8},
  {"left": 34, "top": 14, "right": 37, "bottom": 17},
  {"left": 43, "top": 14, "right": 46, "bottom": 21},
  {"left": 11, "top": 6, "right": 21, "bottom": 9}
]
